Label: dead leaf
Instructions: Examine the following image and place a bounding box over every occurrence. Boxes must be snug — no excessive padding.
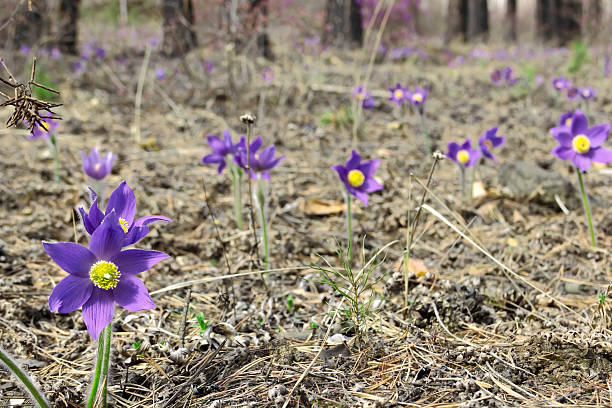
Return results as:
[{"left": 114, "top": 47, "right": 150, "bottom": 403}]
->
[
  {"left": 408, "top": 258, "right": 428, "bottom": 277},
  {"left": 301, "top": 199, "right": 345, "bottom": 216}
]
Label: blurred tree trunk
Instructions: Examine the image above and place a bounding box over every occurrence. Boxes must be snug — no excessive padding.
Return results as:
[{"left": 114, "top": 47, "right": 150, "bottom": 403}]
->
[
  {"left": 10, "top": 1, "right": 45, "bottom": 50},
  {"left": 505, "top": 0, "right": 517, "bottom": 42},
  {"left": 537, "top": 0, "right": 582, "bottom": 45},
  {"left": 324, "top": 0, "right": 363, "bottom": 48},
  {"left": 250, "top": 0, "right": 273, "bottom": 59},
  {"left": 466, "top": 0, "right": 488, "bottom": 42},
  {"left": 162, "top": 0, "right": 197, "bottom": 57},
  {"left": 446, "top": 0, "right": 467, "bottom": 43},
  {"left": 58, "top": 0, "right": 79, "bottom": 55}
]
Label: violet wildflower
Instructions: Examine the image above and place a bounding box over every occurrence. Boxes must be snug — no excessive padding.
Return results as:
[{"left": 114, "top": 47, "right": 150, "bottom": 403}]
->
[
  {"left": 262, "top": 67, "right": 274, "bottom": 83},
  {"left": 155, "top": 68, "right": 166, "bottom": 80},
  {"left": 550, "top": 110, "right": 612, "bottom": 247},
  {"left": 28, "top": 115, "right": 59, "bottom": 140},
  {"left": 19, "top": 44, "right": 31, "bottom": 55},
  {"left": 490, "top": 69, "right": 503, "bottom": 85},
  {"left": 353, "top": 85, "right": 375, "bottom": 109},
  {"left": 408, "top": 86, "right": 428, "bottom": 108},
  {"left": 550, "top": 110, "right": 612, "bottom": 172},
  {"left": 388, "top": 83, "right": 407, "bottom": 105},
  {"left": 566, "top": 86, "right": 579, "bottom": 101},
  {"left": 446, "top": 139, "right": 481, "bottom": 200},
  {"left": 79, "top": 181, "right": 171, "bottom": 247},
  {"left": 559, "top": 110, "right": 574, "bottom": 128},
  {"left": 202, "top": 130, "right": 246, "bottom": 228},
  {"left": 202, "top": 129, "right": 245, "bottom": 174},
  {"left": 45, "top": 210, "right": 168, "bottom": 339},
  {"left": 553, "top": 77, "right": 570, "bottom": 91},
  {"left": 503, "top": 67, "right": 517, "bottom": 85},
  {"left": 50, "top": 46, "right": 61, "bottom": 59},
  {"left": 73, "top": 61, "right": 85, "bottom": 74},
  {"left": 580, "top": 87, "right": 596, "bottom": 100},
  {"left": 95, "top": 46, "right": 107, "bottom": 59},
  {"left": 236, "top": 136, "right": 285, "bottom": 179},
  {"left": 478, "top": 127, "right": 505, "bottom": 162},
  {"left": 81, "top": 147, "right": 115, "bottom": 180}
]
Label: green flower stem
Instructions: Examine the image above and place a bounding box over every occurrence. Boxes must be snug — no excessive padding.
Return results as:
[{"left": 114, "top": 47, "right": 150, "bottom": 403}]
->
[
  {"left": 470, "top": 165, "right": 476, "bottom": 203},
  {"left": 0, "top": 347, "right": 50, "bottom": 408},
  {"left": 100, "top": 322, "right": 112, "bottom": 407},
  {"left": 346, "top": 191, "right": 353, "bottom": 263},
  {"left": 576, "top": 169, "right": 597, "bottom": 248},
  {"left": 231, "top": 163, "right": 244, "bottom": 229},
  {"left": 50, "top": 133, "right": 60, "bottom": 184},
  {"left": 87, "top": 325, "right": 107, "bottom": 408},
  {"left": 419, "top": 110, "right": 431, "bottom": 154},
  {"left": 256, "top": 178, "right": 269, "bottom": 271},
  {"left": 459, "top": 166, "right": 466, "bottom": 201}
]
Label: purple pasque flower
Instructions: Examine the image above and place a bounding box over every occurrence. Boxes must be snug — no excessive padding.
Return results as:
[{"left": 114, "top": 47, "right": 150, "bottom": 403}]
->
[
  {"left": 81, "top": 147, "right": 115, "bottom": 180},
  {"left": 28, "top": 113, "right": 59, "bottom": 140},
  {"left": 201, "top": 129, "right": 245, "bottom": 174},
  {"left": 262, "top": 67, "right": 274, "bottom": 83},
  {"left": 478, "top": 127, "right": 505, "bottom": 162},
  {"left": 331, "top": 150, "right": 383, "bottom": 206},
  {"left": 490, "top": 68, "right": 503, "bottom": 85},
  {"left": 559, "top": 110, "right": 574, "bottom": 128},
  {"left": 503, "top": 67, "right": 517, "bottom": 85},
  {"left": 446, "top": 139, "right": 481, "bottom": 167},
  {"left": 388, "top": 83, "right": 407, "bottom": 105},
  {"left": 45, "top": 210, "right": 168, "bottom": 340},
  {"left": 236, "top": 136, "right": 285, "bottom": 180},
  {"left": 550, "top": 110, "right": 612, "bottom": 172},
  {"left": 155, "top": 68, "right": 166, "bottom": 80},
  {"left": 552, "top": 77, "right": 570, "bottom": 91},
  {"left": 19, "top": 44, "right": 31, "bottom": 55},
  {"left": 353, "top": 85, "right": 375, "bottom": 109},
  {"left": 408, "top": 86, "right": 428, "bottom": 108},
  {"left": 566, "top": 86, "right": 579, "bottom": 101},
  {"left": 50, "top": 46, "right": 61, "bottom": 59},
  {"left": 580, "top": 87, "right": 596, "bottom": 100},
  {"left": 79, "top": 181, "right": 171, "bottom": 247}
]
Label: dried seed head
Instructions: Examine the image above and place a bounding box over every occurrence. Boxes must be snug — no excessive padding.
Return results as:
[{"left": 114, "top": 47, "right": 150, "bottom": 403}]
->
[
  {"left": 240, "top": 113, "right": 256, "bottom": 125},
  {"left": 432, "top": 150, "right": 445, "bottom": 160}
]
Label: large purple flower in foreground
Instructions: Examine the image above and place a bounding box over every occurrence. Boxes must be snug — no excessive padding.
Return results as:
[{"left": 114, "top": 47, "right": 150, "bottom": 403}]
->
[
  {"left": 81, "top": 147, "right": 115, "bottom": 180},
  {"left": 446, "top": 139, "right": 481, "bottom": 167},
  {"left": 202, "top": 130, "right": 245, "bottom": 174},
  {"left": 236, "top": 136, "right": 285, "bottom": 179},
  {"left": 551, "top": 110, "right": 612, "bottom": 172},
  {"left": 45, "top": 211, "right": 169, "bottom": 339},
  {"left": 479, "top": 127, "right": 506, "bottom": 162},
  {"left": 79, "top": 181, "right": 171, "bottom": 247},
  {"left": 332, "top": 150, "right": 383, "bottom": 206}
]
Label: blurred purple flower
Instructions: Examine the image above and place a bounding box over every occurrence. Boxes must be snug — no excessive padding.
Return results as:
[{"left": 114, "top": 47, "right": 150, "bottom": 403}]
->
[
  {"left": 566, "top": 86, "right": 579, "bottom": 101},
  {"left": 446, "top": 139, "right": 480, "bottom": 167},
  {"left": 202, "top": 130, "right": 246, "bottom": 174},
  {"left": 388, "top": 82, "right": 407, "bottom": 105},
  {"left": 81, "top": 147, "right": 115, "bottom": 180},
  {"left": 73, "top": 61, "right": 86, "bottom": 74},
  {"left": 353, "top": 85, "right": 375, "bottom": 109},
  {"left": 155, "top": 68, "right": 166, "bottom": 80},
  {"left": 559, "top": 110, "right": 574, "bottom": 128},
  {"left": 95, "top": 47, "right": 106, "bottom": 59},
  {"left": 503, "top": 67, "right": 517, "bottom": 85},
  {"left": 236, "top": 136, "right": 285, "bottom": 179},
  {"left": 490, "top": 69, "right": 503, "bottom": 85},
  {"left": 19, "top": 45, "right": 31, "bottom": 55},
  {"left": 50, "top": 46, "right": 61, "bottom": 59},
  {"left": 45, "top": 210, "right": 168, "bottom": 340},
  {"left": 551, "top": 110, "right": 612, "bottom": 172},
  {"left": 580, "top": 87, "right": 596, "bottom": 100},
  {"left": 27, "top": 113, "right": 59, "bottom": 140},
  {"left": 408, "top": 86, "right": 428, "bottom": 108},
  {"left": 553, "top": 77, "right": 570, "bottom": 91},
  {"left": 478, "top": 127, "right": 505, "bottom": 162},
  {"left": 79, "top": 181, "right": 171, "bottom": 247},
  {"left": 203, "top": 59, "right": 214, "bottom": 74},
  {"left": 262, "top": 67, "right": 274, "bottom": 83},
  {"left": 331, "top": 150, "right": 383, "bottom": 206}
]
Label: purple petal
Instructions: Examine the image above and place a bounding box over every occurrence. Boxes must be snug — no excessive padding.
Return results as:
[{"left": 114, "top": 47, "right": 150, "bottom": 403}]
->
[
  {"left": 259, "top": 146, "right": 276, "bottom": 166},
  {"left": 460, "top": 139, "right": 472, "bottom": 150},
  {"left": 360, "top": 177, "right": 383, "bottom": 193},
  {"left": 82, "top": 288, "right": 115, "bottom": 340},
  {"left": 113, "top": 274, "right": 155, "bottom": 311},
  {"left": 49, "top": 275, "right": 93, "bottom": 313},
  {"left": 585, "top": 124, "right": 610, "bottom": 148},
  {"left": 43, "top": 242, "right": 97, "bottom": 277},
  {"left": 249, "top": 136, "right": 263, "bottom": 153},
  {"left": 446, "top": 142, "right": 460, "bottom": 160},
  {"left": 466, "top": 148, "right": 481, "bottom": 167},
  {"left": 552, "top": 145, "right": 575, "bottom": 160},
  {"left": 571, "top": 111, "right": 588, "bottom": 135},
  {"left": 332, "top": 165, "right": 348, "bottom": 183},
  {"left": 89, "top": 211, "right": 124, "bottom": 260},
  {"left": 207, "top": 135, "right": 225, "bottom": 155},
  {"left": 587, "top": 146, "right": 612, "bottom": 164},
  {"left": 124, "top": 216, "right": 170, "bottom": 245},
  {"left": 259, "top": 171, "right": 271, "bottom": 180},
  {"left": 572, "top": 154, "right": 591, "bottom": 172},
  {"left": 550, "top": 127, "right": 573, "bottom": 147},
  {"left": 358, "top": 159, "right": 380, "bottom": 177},
  {"left": 133, "top": 215, "right": 171, "bottom": 227},
  {"left": 106, "top": 181, "right": 136, "bottom": 225},
  {"left": 351, "top": 190, "right": 369, "bottom": 206},
  {"left": 346, "top": 150, "right": 361, "bottom": 170},
  {"left": 110, "top": 249, "right": 169, "bottom": 275}
]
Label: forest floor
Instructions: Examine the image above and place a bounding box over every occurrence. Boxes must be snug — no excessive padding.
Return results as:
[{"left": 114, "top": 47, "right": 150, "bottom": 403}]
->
[{"left": 1, "top": 38, "right": 612, "bottom": 408}]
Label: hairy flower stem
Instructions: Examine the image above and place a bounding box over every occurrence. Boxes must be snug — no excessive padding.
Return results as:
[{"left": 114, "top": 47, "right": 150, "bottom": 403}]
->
[
  {"left": 100, "top": 322, "right": 112, "bottom": 407},
  {"left": 87, "top": 325, "right": 107, "bottom": 408},
  {"left": 50, "top": 133, "right": 60, "bottom": 184},
  {"left": 0, "top": 347, "right": 50, "bottom": 408},
  {"left": 576, "top": 169, "right": 596, "bottom": 247},
  {"left": 230, "top": 163, "right": 244, "bottom": 229},
  {"left": 256, "top": 178, "right": 269, "bottom": 272},
  {"left": 459, "top": 166, "right": 466, "bottom": 201},
  {"left": 345, "top": 191, "right": 353, "bottom": 263},
  {"left": 419, "top": 110, "right": 431, "bottom": 154},
  {"left": 243, "top": 120, "right": 260, "bottom": 260},
  {"left": 470, "top": 165, "right": 476, "bottom": 203}
]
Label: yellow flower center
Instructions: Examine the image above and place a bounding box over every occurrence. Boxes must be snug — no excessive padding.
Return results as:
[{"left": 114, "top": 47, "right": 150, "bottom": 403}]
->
[
  {"left": 394, "top": 89, "right": 404, "bottom": 99},
  {"left": 347, "top": 169, "right": 365, "bottom": 187},
  {"left": 457, "top": 150, "right": 470, "bottom": 164},
  {"left": 119, "top": 217, "right": 129, "bottom": 233},
  {"left": 38, "top": 121, "right": 50, "bottom": 132},
  {"left": 572, "top": 134, "right": 590, "bottom": 154},
  {"left": 412, "top": 93, "right": 423, "bottom": 103},
  {"left": 483, "top": 140, "right": 493, "bottom": 149},
  {"left": 355, "top": 92, "right": 364, "bottom": 101},
  {"left": 582, "top": 90, "right": 590, "bottom": 98},
  {"left": 565, "top": 118, "right": 572, "bottom": 127},
  {"left": 89, "top": 260, "right": 121, "bottom": 290}
]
